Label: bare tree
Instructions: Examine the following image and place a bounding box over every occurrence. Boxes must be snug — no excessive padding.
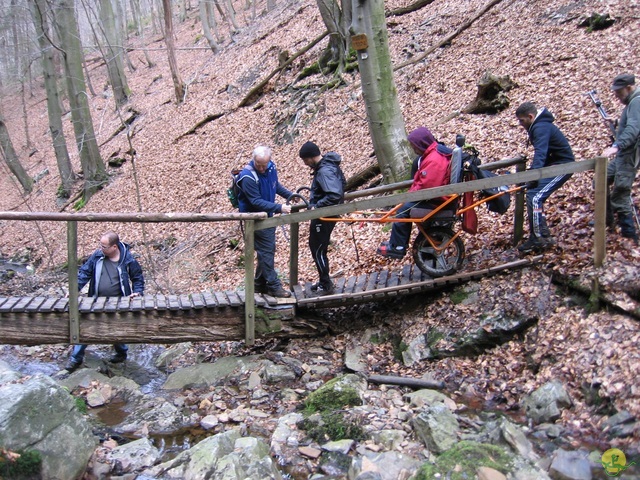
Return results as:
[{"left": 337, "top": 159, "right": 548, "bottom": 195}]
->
[
  {"left": 199, "top": 0, "right": 220, "bottom": 53},
  {"left": 162, "top": 0, "right": 185, "bottom": 103},
  {"left": 28, "top": 0, "right": 76, "bottom": 198},
  {"left": 0, "top": 111, "right": 34, "bottom": 193},
  {"left": 53, "top": 0, "right": 107, "bottom": 201},
  {"left": 351, "top": 0, "right": 411, "bottom": 183},
  {"left": 316, "top": 0, "right": 349, "bottom": 74},
  {"left": 98, "top": 0, "right": 131, "bottom": 107}
]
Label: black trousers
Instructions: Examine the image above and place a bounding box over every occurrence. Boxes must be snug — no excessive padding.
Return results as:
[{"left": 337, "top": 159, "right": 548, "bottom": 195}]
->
[{"left": 309, "top": 218, "right": 336, "bottom": 288}]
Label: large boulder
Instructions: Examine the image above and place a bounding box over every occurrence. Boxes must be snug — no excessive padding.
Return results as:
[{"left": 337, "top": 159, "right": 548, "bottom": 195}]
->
[
  {"left": 0, "top": 373, "right": 96, "bottom": 479},
  {"left": 522, "top": 381, "right": 572, "bottom": 424}
]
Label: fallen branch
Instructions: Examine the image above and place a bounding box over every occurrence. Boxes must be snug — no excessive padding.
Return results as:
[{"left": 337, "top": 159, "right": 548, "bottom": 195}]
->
[
  {"left": 238, "top": 30, "right": 329, "bottom": 108},
  {"left": 367, "top": 374, "right": 445, "bottom": 390},
  {"left": 386, "top": 0, "right": 437, "bottom": 17},
  {"left": 394, "top": 0, "right": 505, "bottom": 72},
  {"left": 176, "top": 112, "right": 226, "bottom": 141}
]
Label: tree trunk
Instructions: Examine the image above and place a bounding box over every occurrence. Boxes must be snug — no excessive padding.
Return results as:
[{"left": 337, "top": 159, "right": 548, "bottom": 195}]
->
[
  {"left": 199, "top": 0, "right": 220, "bottom": 54},
  {"left": 351, "top": 0, "right": 411, "bottom": 183},
  {"left": 130, "top": 0, "right": 142, "bottom": 35},
  {"left": 53, "top": 0, "right": 107, "bottom": 201},
  {"left": 225, "top": 0, "right": 240, "bottom": 32},
  {"left": 0, "top": 113, "right": 33, "bottom": 193},
  {"left": 100, "top": 0, "right": 131, "bottom": 107},
  {"left": 28, "top": 0, "right": 76, "bottom": 198},
  {"left": 316, "top": 0, "right": 347, "bottom": 74},
  {"left": 162, "top": 0, "right": 186, "bottom": 103}
]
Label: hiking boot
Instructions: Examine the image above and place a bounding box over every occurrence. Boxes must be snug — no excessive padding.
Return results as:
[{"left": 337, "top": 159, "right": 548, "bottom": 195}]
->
[
  {"left": 254, "top": 283, "right": 268, "bottom": 294},
  {"left": 309, "top": 282, "right": 320, "bottom": 292},
  {"left": 518, "top": 236, "right": 547, "bottom": 253},
  {"left": 65, "top": 358, "right": 82, "bottom": 372},
  {"left": 541, "top": 236, "right": 556, "bottom": 246},
  {"left": 376, "top": 242, "right": 406, "bottom": 259},
  {"left": 109, "top": 352, "right": 127, "bottom": 364},
  {"left": 315, "top": 284, "right": 335, "bottom": 296},
  {"left": 267, "top": 287, "right": 292, "bottom": 298}
]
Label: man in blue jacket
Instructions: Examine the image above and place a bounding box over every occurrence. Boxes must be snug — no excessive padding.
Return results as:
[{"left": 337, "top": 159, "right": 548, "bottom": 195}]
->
[
  {"left": 602, "top": 73, "right": 640, "bottom": 244},
  {"left": 515, "top": 102, "right": 575, "bottom": 252},
  {"left": 237, "top": 145, "right": 293, "bottom": 298},
  {"left": 299, "top": 141, "right": 346, "bottom": 296},
  {"left": 65, "top": 231, "right": 145, "bottom": 372}
]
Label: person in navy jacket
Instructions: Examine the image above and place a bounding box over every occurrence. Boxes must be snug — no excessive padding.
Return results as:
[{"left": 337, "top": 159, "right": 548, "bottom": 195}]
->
[{"left": 515, "top": 102, "right": 575, "bottom": 252}]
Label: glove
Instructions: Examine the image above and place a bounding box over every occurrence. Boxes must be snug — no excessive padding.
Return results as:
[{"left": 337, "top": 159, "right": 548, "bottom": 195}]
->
[{"left": 525, "top": 180, "right": 538, "bottom": 190}]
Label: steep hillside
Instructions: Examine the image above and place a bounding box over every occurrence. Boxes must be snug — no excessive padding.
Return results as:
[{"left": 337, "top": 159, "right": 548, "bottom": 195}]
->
[{"left": 0, "top": 0, "right": 639, "bottom": 452}]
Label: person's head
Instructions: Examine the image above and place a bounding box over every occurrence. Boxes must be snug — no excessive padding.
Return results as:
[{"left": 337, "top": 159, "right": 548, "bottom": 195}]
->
[
  {"left": 407, "top": 127, "right": 436, "bottom": 156},
  {"left": 515, "top": 102, "right": 538, "bottom": 131},
  {"left": 99, "top": 231, "right": 119, "bottom": 257},
  {"left": 298, "top": 141, "right": 322, "bottom": 168},
  {"left": 611, "top": 73, "right": 636, "bottom": 105},
  {"left": 252, "top": 145, "right": 272, "bottom": 174}
]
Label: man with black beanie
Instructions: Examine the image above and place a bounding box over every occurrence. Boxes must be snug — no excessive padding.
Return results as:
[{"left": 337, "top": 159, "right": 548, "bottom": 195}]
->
[{"left": 299, "top": 141, "right": 346, "bottom": 296}]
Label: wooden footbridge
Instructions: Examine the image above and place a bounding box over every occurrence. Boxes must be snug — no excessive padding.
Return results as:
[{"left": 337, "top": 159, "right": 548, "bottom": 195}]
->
[
  {"left": 0, "top": 257, "right": 541, "bottom": 346},
  {"left": 0, "top": 157, "right": 607, "bottom": 347}
]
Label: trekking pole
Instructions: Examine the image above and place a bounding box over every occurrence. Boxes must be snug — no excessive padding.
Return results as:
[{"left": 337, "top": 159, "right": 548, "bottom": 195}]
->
[{"left": 585, "top": 89, "right": 616, "bottom": 142}]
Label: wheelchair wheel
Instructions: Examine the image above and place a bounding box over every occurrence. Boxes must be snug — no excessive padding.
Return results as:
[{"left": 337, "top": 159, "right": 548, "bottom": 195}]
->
[{"left": 412, "top": 226, "right": 465, "bottom": 277}]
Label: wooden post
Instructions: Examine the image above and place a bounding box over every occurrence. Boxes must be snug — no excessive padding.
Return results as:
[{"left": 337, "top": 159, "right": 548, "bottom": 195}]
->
[
  {"left": 67, "top": 221, "right": 79, "bottom": 344},
  {"left": 243, "top": 220, "right": 255, "bottom": 345},
  {"left": 513, "top": 159, "right": 526, "bottom": 245},
  {"left": 593, "top": 156, "right": 607, "bottom": 267},
  {"left": 289, "top": 214, "right": 300, "bottom": 287}
]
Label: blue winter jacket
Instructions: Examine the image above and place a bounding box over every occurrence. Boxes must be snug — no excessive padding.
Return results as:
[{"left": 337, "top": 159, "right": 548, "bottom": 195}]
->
[
  {"left": 527, "top": 108, "right": 575, "bottom": 170},
  {"left": 78, "top": 242, "right": 145, "bottom": 297},
  {"left": 237, "top": 160, "right": 293, "bottom": 216}
]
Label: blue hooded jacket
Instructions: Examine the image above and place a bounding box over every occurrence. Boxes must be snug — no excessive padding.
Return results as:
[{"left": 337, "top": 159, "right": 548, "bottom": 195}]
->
[
  {"left": 237, "top": 160, "right": 293, "bottom": 217},
  {"left": 527, "top": 108, "right": 575, "bottom": 170},
  {"left": 77, "top": 242, "right": 145, "bottom": 297}
]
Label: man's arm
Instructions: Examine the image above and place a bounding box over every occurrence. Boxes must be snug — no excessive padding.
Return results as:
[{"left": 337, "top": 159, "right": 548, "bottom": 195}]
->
[
  {"left": 529, "top": 124, "right": 551, "bottom": 169},
  {"left": 77, "top": 252, "right": 96, "bottom": 291},
  {"left": 615, "top": 99, "right": 640, "bottom": 151},
  {"left": 128, "top": 260, "right": 145, "bottom": 295},
  {"left": 239, "top": 175, "right": 285, "bottom": 214}
]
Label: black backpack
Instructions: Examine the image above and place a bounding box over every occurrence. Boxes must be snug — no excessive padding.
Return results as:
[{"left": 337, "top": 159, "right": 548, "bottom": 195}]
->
[{"left": 464, "top": 150, "right": 511, "bottom": 215}]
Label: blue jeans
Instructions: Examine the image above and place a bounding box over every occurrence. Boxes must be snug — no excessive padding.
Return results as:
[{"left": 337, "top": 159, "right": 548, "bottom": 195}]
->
[{"left": 71, "top": 343, "right": 128, "bottom": 363}]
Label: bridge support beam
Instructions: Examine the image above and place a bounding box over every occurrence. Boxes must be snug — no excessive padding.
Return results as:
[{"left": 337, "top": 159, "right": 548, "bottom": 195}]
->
[{"left": 244, "top": 220, "right": 255, "bottom": 345}]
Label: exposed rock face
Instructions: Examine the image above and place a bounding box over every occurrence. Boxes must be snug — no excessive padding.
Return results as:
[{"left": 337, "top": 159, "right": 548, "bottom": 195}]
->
[
  {"left": 522, "top": 380, "right": 572, "bottom": 424},
  {"left": 0, "top": 373, "right": 96, "bottom": 480}
]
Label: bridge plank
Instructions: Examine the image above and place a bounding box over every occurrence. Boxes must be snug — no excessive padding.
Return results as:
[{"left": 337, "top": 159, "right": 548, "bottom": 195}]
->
[
  {"left": 365, "top": 272, "right": 379, "bottom": 292},
  {"left": 179, "top": 294, "right": 193, "bottom": 310},
  {"left": 191, "top": 293, "right": 205, "bottom": 309},
  {"left": 119, "top": 296, "right": 131, "bottom": 311},
  {"left": 25, "top": 297, "right": 46, "bottom": 313},
  {"left": 92, "top": 297, "right": 107, "bottom": 312},
  {"left": 354, "top": 274, "right": 368, "bottom": 293},
  {"left": 0, "top": 297, "right": 9, "bottom": 310},
  {"left": 343, "top": 276, "right": 356, "bottom": 294},
  {"left": 167, "top": 295, "right": 181, "bottom": 310},
  {"left": 78, "top": 297, "right": 96, "bottom": 313},
  {"left": 104, "top": 296, "right": 119, "bottom": 312},
  {"left": 334, "top": 277, "right": 346, "bottom": 294},
  {"left": 10, "top": 297, "right": 33, "bottom": 313},
  {"left": 214, "top": 291, "right": 229, "bottom": 307},
  {"left": 130, "top": 296, "right": 143, "bottom": 311},
  {"left": 202, "top": 291, "right": 218, "bottom": 308},
  {"left": 38, "top": 297, "right": 58, "bottom": 313},
  {"left": 225, "top": 291, "right": 242, "bottom": 307},
  {"left": 155, "top": 294, "right": 168, "bottom": 310},
  {"left": 399, "top": 265, "right": 413, "bottom": 286},
  {"left": 53, "top": 298, "right": 69, "bottom": 312},
  {"left": 143, "top": 294, "right": 156, "bottom": 310},
  {"left": 292, "top": 284, "right": 305, "bottom": 301}
]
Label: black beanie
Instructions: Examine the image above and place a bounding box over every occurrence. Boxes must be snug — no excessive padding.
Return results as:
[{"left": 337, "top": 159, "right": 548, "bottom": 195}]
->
[{"left": 299, "top": 141, "right": 321, "bottom": 159}]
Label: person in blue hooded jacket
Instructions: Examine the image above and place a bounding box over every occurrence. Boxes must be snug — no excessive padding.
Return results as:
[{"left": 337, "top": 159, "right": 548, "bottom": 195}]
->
[
  {"left": 237, "top": 145, "right": 293, "bottom": 298},
  {"left": 299, "top": 141, "right": 346, "bottom": 296},
  {"left": 65, "top": 231, "right": 144, "bottom": 372},
  {"left": 515, "top": 102, "right": 575, "bottom": 252}
]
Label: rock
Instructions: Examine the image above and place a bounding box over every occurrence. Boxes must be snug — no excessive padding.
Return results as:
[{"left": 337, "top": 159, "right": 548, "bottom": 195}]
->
[
  {"left": 370, "top": 429, "right": 406, "bottom": 450},
  {"left": 271, "top": 412, "right": 304, "bottom": 456},
  {"left": 201, "top": 414, "right": 219, "bottom": 429},
  {"left": 300, "top": 446, "right": 323, "bottom": 458},
  {"left": 0, "top": 374, "right": 96, "bottom": 480},
  {"left": 322, "top": 439, "right": 355, "bottom": 454},
  {"left": 500, "top": 418, "right": 539, "bottom": 462},
  {"left": 345, "top": 343, "right": 367, "bottom": 372},
  {"left": 603, "top": 410, "right": 634, "bottom": 428},
  {"left": 477, "top": 466, "right": 507, "bottom": 480},
  {"left": 107, "top": 437, "right": 160, "bottom": 473},
  {"left": 162, "top": 355, "right": 267, "bottom": 389},
  {"left": 0, "top": 359, "right": 22, "bottom": 384},
  {"left": 305, "top": 374, "right": 367, "bottom": 411},
  {"left": 411, "top": 403, "right": 459, "bottom": 454},
  {"left": 522, "top": 380, "right": 572, "bottom": 424},
  {"left": 349, "top": 451, "right": 421, "bottom": 480},
  {"left": 549, "top": 448, "right": 592, "bottom": 480},
  {"left": 154, "top": 342, "right": 191, "bottom": 370},
  {"left": 404, "top": 389, "right": 457, "bottom": 410},
  {"left": 264, "top": 363, "right": 296, "bottom": 383}
]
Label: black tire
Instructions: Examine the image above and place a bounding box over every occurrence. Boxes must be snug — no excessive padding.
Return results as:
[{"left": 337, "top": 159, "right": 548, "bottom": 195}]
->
[{"left": 412, "top": 226, "right": 465, "bottom": 277}]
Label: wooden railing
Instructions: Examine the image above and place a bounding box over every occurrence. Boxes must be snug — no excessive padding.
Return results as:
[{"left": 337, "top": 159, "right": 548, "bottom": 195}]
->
[{"left": 0, "top": 157, "right": 608, "bottom": 345}]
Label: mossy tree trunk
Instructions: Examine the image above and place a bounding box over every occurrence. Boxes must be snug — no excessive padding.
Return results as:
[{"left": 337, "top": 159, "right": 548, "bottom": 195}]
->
[
  {"left": 0, "top": 113, "right": 33, "bottom": 193},
  {"left": 351, "top": 0, "right": 411, "bottom": 183},
  {"left": 99, "top": 0, "right": 131, "bottom": 107},
  {"left": 316, "top": 0, "right": 349, "bottom": 74}
]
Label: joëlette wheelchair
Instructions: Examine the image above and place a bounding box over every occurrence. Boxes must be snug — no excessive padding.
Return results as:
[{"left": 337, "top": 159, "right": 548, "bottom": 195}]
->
[{"left": 320, "top": 135, "right": 520, "bottom": 278}]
